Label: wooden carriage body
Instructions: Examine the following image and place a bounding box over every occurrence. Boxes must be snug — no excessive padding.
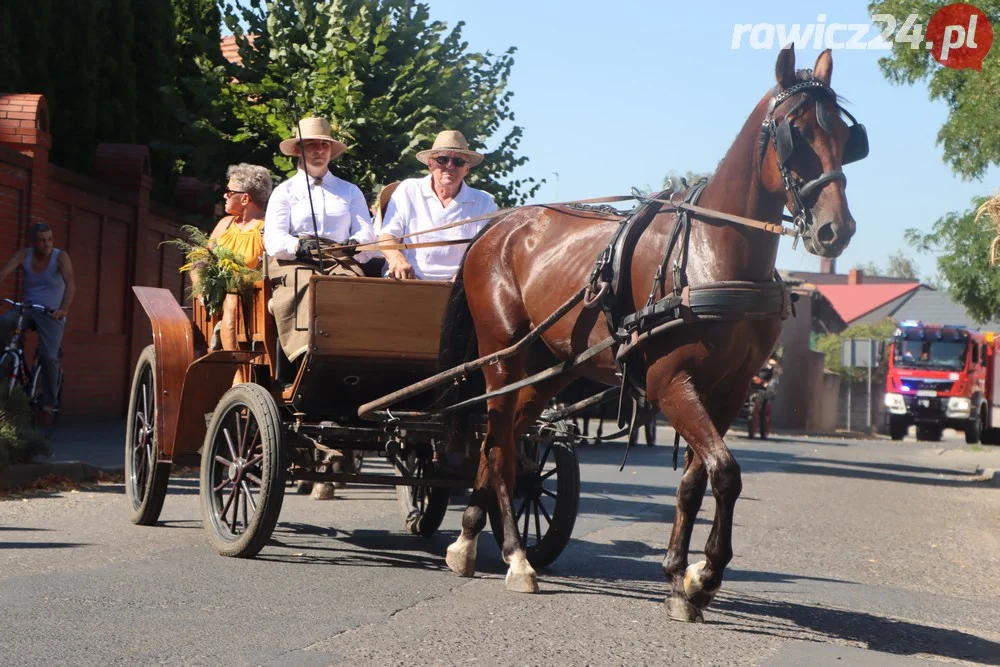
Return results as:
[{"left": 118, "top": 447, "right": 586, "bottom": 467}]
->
[{"left": 132, "top": 272, "right": 451, "bottom": 465}]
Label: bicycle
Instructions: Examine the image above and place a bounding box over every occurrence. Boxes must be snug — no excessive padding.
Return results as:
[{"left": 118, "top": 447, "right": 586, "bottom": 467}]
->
[{"left": 0, "top": 298, "right": 65, "bottom": 435}]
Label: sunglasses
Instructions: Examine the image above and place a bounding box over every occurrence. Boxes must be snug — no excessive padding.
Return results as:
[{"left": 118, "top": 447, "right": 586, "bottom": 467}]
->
[
  {"left": 431, "top": 156, "right": 468, "bottom": 168},
  {"left": 224, "top": 188, "right": 246, "bottom": 197}
]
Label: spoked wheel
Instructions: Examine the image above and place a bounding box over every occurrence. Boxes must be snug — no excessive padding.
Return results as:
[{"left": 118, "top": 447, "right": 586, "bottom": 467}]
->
[
  {"left": 29, "top": 363, "right": 62, "bottom": 438},
  {"left": 489, "top": 422, "right": 581, "bottom": 569},
  {"left": 0, "top": 352, "right": 16, "bottom": 408},
  {"left": 759, "top": 400, "right": 771, "bottom": 440},
  {"left": 200, "top": 383, "right": 284, "bottom": 558},
  {"left": 125, "top": 345, "right": 171, "bottom": 525},
  {"left": 394, "top": 450, "right": 450, "bottom": 536}
]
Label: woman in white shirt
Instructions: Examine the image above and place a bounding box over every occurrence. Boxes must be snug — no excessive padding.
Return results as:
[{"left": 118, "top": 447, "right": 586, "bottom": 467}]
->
[
  {"left": 378, "top": 130, "right": 498, "bottom": 281},
  {"left": 264, "top": 117, "right": 376, "bottom": 365}
]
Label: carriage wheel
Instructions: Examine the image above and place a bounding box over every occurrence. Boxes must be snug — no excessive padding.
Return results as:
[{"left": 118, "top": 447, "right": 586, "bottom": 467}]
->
[
  {"left": 394, "top": 451, "right": 450, "bottom": 536},
  {"left": 759, "top": 400, "right": 772, "bottom": 440},
  {"left": 125, "top": 345, "right": 172, "bottom": 526},
  {"left": 200, "top": 383, "right": 284, "bottom": 558},
  {"left": 488, "top": 422, "right": 581, "bottom": 569}
]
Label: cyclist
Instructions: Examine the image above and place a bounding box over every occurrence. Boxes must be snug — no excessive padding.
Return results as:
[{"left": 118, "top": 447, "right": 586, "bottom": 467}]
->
[{"left": 0, "top": 223, "right": 76, "bottom": 419}]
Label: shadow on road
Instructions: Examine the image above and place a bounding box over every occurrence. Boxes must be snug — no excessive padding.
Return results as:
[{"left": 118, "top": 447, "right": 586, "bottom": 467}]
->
[
  {"left": 0, "top": 541, "right": 87, "bottom": 549},
  {"left": 714, "top": 593, "right": 1000, "bottom": 665}
]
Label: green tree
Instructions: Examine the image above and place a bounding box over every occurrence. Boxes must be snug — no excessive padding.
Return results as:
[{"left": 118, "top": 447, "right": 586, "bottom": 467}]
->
[
  {"left": 868, "top": 0, "right": 1000, "bottom": 180},
  {"left": 815, "top": 317, "right": 899, "bottom": 381},
  {"left": 207, "top": 0, "right": 540, "bottom": 206},
  {"left": 854, "top": 250, "right": 921, "bottom": 279},
  {"left": 905, "top": 198, "right": 1000, "bottom": 323}
]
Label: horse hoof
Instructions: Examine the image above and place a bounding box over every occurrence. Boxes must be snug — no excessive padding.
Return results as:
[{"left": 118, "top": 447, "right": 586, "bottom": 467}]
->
[
  {"left": 445, "top": 545, "right": 476, "bottom": 577},
  {"left": 310, "top": 482, "right": 336, "bottom": 500},
  {"left": 505, "top": 570, "right": 539, "bottom": 594},
  {"left": 665, "top": 595, "right": 704, "bottom": 623},
  {"left": 683, "top": 561, "right": 720, "bottom": 609},
  {"left": 295, "top": 481, "right": 313, "bottom": 495}
]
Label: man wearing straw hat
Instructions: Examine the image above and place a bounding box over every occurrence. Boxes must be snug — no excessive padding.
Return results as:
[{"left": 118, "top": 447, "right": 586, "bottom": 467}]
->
[
  {"left": 378, "top": 130, "right": 497, "bottom": 281},
  {"left": 264, "top": 116, "right": 377, "bottom": 364}
]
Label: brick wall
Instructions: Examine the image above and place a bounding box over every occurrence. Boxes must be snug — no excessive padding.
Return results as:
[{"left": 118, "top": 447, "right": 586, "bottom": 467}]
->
[{"left": 1, "top": 93, "right": 193, "bottom": 421}]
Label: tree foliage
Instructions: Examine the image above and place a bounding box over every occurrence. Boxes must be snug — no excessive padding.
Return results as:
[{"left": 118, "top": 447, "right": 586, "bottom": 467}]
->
[
  {"left": 0, "top": 0, "right": 221, "bottom": 199},
  {"left": 814, "top": 317, "right": 898, "bottom": 381},
  {"left": 853, "top": 251, "right": 921, "bottom": 280},
  {"left": 868, "top": 0, "right": 1000, "bottom": 180},
  {"left": 209, "top": 0, "right": 540, "bottom": 207},
  {"left": 905, "top": 197, "right": 1000, "bottom": 322}
]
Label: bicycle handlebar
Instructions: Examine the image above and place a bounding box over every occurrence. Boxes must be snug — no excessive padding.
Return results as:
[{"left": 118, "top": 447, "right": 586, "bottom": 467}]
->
[{"left": 2, "top": 298, "right": 54, "bottom": 315}]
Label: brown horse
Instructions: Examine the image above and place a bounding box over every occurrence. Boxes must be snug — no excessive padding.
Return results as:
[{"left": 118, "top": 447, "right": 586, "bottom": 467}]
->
[{"left": 439, "top": 45, "right": 862, "bottom": 622}]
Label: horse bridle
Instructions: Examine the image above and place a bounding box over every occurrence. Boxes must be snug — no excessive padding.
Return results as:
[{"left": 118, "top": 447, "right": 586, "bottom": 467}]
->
[{"left": 757, "top": 77, "right": 869, "bottom": 239}]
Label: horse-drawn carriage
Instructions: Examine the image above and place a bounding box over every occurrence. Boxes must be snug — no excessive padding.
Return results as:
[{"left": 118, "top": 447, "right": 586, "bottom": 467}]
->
[{"left": 126, "top": 266, "right": 581, "bottom": 568}]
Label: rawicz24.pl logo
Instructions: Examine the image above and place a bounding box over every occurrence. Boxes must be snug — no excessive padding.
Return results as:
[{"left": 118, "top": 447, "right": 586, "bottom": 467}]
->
[{"left": 731, "top": 2, "right": 993, "bottom": 71}]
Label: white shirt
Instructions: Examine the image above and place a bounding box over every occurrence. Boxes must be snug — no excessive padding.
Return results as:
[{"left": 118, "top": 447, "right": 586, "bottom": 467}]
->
[
  {"left": 380, "top": 175, "right": 498, "bottom": 280},
  {"left": 264, "top": 170, "right": 376, "bottom": 262}
]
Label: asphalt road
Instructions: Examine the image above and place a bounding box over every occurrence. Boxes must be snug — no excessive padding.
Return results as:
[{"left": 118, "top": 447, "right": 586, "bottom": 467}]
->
[{"left": 2, "top": 428, "right": 999, "bottom": 667}]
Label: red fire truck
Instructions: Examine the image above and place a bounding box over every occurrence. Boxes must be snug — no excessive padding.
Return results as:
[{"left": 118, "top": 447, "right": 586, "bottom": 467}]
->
[{"left": 883, "top": 321, "right": 1000, "bottom": 443}]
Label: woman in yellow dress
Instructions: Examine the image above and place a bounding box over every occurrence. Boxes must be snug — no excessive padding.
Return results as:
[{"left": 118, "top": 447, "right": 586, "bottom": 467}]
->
[{"left": 206, "top": 164, "right": 273, "bottom": 382}]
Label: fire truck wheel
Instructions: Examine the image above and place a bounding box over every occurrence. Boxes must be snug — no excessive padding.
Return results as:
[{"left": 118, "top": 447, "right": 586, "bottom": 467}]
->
[
  {"left": 889, "top": 417, "right": 908, "bottom": 441},
  {"left": 965, "top": 407, "right": 984, "bottom": 445}
]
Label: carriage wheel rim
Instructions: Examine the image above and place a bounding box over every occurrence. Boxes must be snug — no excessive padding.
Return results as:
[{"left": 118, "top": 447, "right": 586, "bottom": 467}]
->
[
  {"left": 513, "top": 439, "right": 559, "bottom": 550},
  {"left": 207, "top": 402, "right": 265, "bottom": 541},
  {"left": 128, "top": 365, "right": 154, "bottom": 507}
]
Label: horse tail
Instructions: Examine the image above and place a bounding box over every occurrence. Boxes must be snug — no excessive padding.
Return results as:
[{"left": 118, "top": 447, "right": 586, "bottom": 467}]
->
[{"left": 438, "top": 220, "right": 502, "bottom": 453}]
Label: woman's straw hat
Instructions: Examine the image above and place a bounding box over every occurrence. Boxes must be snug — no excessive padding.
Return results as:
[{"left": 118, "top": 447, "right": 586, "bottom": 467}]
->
[
  {"left": 279, "top": 117, "right": 348, "bottom": 160},
  {"left": 415, "top": 130, "right": 485, "bottom": 167}
]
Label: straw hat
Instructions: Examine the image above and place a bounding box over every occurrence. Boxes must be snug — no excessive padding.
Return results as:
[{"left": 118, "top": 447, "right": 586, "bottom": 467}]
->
[
  {"left": 279, "top": 117, "right": 348, "bottom": 159},
  {"left": 415, "top": 130, "right": 485, "bottom": 167}
]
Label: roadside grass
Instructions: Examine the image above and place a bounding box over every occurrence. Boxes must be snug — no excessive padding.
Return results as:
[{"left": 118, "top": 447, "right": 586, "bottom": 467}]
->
[{"left": 0, "top": 386, "right": 50, "bottom": 469}]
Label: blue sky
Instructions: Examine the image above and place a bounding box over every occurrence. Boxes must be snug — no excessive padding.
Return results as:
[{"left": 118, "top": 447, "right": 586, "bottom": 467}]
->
[{"left": 415, "top": 0, "right": 999, "bottom": 279}]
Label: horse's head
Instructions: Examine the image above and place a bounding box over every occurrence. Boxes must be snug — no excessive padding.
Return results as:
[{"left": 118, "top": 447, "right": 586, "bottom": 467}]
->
[{"left": 757, "top": 45, "right": 867, "bottom": 258}]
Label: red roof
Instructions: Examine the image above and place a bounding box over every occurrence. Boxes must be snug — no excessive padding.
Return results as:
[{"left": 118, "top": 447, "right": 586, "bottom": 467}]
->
[{"left": 816, "top": 283, "right": 921, "bottom": 324}]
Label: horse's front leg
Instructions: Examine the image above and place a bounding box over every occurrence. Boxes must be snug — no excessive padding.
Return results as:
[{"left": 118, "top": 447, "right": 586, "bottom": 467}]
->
[{"left": 658, "top": 379, "right": 743, "bottom": 622}]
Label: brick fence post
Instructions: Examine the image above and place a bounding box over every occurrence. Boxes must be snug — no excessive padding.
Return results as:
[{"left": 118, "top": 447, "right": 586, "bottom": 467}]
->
[{"left": 0, "top": 93, "right": 52, "bottom": 237}]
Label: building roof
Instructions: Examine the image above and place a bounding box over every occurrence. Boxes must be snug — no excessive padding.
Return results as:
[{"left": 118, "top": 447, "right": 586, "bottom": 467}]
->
[
  {"left": 783, "top": 270, "right": 916, "bottom": 286},
  {"left": 815, "top": 282, "right": 922, "bottom": 324},
  {"left": 891, "top": 289, "right": 1000, "bottom": 331}
]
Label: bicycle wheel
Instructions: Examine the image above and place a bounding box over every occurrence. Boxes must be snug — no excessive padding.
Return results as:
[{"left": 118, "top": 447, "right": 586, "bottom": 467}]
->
[{"left": 0, "top": 352, "right": 17, "bottom": 408}]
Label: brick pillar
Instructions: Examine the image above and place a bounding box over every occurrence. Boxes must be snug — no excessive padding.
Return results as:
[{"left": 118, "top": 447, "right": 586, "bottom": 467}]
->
[
  {"left": 94, "top": 143, "right": 153, "bottom": 396},
  {"left": 0, "top": 94, "right": 52, "bottom": 228}
]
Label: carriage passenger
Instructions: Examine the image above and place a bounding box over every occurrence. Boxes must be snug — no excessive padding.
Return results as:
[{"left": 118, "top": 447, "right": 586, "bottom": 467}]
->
[
  {"left": 378, "top": 130, "right": 497, "bottom": 281},
  {"left": 201, "top": 164, "right": 272, "bottom": 384},
  {"left": 263, "top": 117, "right": 377, "bottom": 364}
]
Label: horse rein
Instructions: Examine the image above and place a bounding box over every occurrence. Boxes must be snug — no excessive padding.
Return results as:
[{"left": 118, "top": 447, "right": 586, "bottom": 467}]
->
[{"left": 343, "top": 192, "right": 798, "bottom": 254}]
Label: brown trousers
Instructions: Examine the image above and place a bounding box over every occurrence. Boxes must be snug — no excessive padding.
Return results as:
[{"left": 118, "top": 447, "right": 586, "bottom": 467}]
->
[{"left": 268, "top": 253, "right": 363, "bottom": 361}]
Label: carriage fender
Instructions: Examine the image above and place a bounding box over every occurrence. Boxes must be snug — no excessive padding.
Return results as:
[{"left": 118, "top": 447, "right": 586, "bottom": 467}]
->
[
  {"left": 173, "top": 349, "right": 265, "bottom": 459},
  {"left": 132, "top": 286, "right": 197, "bottom": 461}
]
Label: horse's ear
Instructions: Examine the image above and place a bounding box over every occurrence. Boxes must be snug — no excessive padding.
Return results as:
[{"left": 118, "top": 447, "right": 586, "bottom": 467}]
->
[
  {"left": 813, "top": 49, "right": 833, "bottom": 86},
  {"left": 775, "top": 44, "right": 796, "bottom": 89}
]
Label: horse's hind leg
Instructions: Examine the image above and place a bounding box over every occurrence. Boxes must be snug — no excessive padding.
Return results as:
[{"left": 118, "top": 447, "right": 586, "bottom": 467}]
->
[
  {"left": 445, "top": 356, "right": 540, "bottom": 592},
  {"left": 658, "top": 378, "right": 744, "bottom": 622}
]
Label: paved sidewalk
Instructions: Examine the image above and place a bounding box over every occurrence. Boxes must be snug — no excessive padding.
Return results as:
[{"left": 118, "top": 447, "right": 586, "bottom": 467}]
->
[
  {"left": 46, "top": 419, "right": 125, "bottom": 470},
  {"left": 0, "top": 419, "right": 125, "bottom": 490}
]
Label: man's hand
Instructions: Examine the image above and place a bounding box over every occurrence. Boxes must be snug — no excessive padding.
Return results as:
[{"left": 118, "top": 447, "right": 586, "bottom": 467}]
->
[
  {"left": 342, "top": 238, "right": 361, "bottom": 258},
  {"left": 52, "top": 308, "right": 67, "bottom": 321},
  {"left": 296, "top": 238, "right": 320, "bottom": 261},
  {"left": 386, "top": 256, "right": 415, "bottom": 280}
]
